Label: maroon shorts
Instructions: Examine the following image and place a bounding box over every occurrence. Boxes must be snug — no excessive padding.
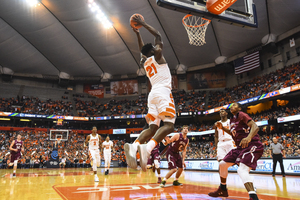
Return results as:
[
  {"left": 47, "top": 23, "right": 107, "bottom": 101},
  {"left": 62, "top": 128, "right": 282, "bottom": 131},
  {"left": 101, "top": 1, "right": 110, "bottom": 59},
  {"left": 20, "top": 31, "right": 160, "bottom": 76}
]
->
[
  {"left": 147, "top": 151, "right": 161, "bottom": 165},
  {"left": 166, "top": 150, "right": 182, "bottom": 169},
  {"left": 11, "top": 152, "right": 21, "bottom": 162},
  {"left": 223, "top": 140, "right": 263, "bottom": 170}
]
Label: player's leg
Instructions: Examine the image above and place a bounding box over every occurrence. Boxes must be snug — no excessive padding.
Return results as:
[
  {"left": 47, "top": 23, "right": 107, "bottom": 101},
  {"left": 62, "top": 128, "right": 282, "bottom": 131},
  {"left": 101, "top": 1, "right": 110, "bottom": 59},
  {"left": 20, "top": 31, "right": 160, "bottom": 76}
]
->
[
  {"left": 237, "top": 143, "right": 264, "bottom": 200},
  {"left": 209, "top": 148, "right": 239, "bottom": 197},
  {"left": 107, "top": 153, "right": 111, "bottom": 174},
  {"left": 154, "top": 159, "right": 161, "bottom": 183},
  {"left": 208, "top": 160, "right": 233, "bottom": 197},
  {"left": 160, "top": 151, "right": 177, "bottom": 187},
  {"left": 90, "top": 150, "right": 99, "bottom": 182},
  {"left": 237, "top": 163, "right": 258, "bottom": 200},
  {"left": 125, "top": 123, "right": 159, "bottom": 169},
  {"left": 139, "top": 90, "right": 176, "bottom": 171},
  {"left": 12, "top": 160, "right": 18, "bottom": 177},
  {"left": 104, "top": 152, "right": 108, "bottom": 174}
]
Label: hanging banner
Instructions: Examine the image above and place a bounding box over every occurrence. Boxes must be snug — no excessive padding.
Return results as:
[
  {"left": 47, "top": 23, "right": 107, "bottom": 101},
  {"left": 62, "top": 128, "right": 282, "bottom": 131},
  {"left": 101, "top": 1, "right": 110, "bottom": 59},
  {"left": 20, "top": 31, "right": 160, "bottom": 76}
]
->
[
  {"left": 187, "top": 71, "right": 226, "bottom": 89},
  {"left": 110, "top": 80, "right": 138, "bottom": 95},
  {"left": 83, "top": 84, "right": 104, "bottom": 98}
]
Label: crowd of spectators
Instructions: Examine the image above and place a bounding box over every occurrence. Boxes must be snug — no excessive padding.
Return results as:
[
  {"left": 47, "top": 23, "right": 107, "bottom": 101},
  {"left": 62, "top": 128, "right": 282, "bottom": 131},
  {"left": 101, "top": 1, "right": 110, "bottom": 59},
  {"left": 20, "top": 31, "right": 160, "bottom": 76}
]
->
[
  {"left": 208, "top": 62, "right": 300, "bottom": 108},
  {"left": 75, "top": 96, "right": 148, "bottom": 117},
  {"left": 1, "top": 62, "right": 299, "bottom": 117},
  {"left": 0, "top": 95, "right": 73, "bottom": 116}
]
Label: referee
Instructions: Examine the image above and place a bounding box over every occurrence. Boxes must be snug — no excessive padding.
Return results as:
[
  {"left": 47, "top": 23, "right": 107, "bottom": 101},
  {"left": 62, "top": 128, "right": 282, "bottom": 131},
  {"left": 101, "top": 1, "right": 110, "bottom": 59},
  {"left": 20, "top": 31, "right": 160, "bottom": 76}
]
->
[{"left": 270, "top": 137, "right": 285, "bottom": 177}]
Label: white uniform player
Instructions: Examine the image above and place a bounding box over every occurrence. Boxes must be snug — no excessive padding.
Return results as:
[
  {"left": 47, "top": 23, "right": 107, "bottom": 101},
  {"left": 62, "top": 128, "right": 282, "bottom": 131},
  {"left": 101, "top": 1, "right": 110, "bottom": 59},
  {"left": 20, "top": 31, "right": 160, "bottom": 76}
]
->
[
  {"left": 125, "top": 19, "right": 176, "bottom": 172},
  {"left": 215, "top": 110, "right": 236, "bottom": 161},
  {"left": 144, "top": 56, "right": 176, "bottom": 126},
  {"left": 102, "top": 136, "right": 113, "bottom": 175},
  {"left": 85, "top": 126, "right": 101, "bottom": 182}
]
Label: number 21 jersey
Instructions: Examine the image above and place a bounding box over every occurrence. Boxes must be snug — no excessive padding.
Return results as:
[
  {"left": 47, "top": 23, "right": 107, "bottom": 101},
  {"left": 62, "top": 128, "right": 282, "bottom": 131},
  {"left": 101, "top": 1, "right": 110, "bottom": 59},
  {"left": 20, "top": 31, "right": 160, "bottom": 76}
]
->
[{"left": 144, "top": 55, "right": 172, "bottom": 90}]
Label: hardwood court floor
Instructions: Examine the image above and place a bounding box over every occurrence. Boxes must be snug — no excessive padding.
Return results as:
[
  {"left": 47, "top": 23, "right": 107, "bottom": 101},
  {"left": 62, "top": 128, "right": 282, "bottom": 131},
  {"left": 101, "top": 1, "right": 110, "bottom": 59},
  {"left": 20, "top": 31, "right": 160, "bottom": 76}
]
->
[{"left": 0, "top": 167, "right": 299, "bottom": 200}]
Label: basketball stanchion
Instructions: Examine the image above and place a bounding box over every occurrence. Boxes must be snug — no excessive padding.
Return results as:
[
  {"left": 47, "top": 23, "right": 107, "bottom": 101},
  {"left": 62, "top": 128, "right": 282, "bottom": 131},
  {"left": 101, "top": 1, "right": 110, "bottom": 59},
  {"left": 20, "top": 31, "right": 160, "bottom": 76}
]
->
[{"left": 182, "top": 14, "right": 211, "bottom": 46}]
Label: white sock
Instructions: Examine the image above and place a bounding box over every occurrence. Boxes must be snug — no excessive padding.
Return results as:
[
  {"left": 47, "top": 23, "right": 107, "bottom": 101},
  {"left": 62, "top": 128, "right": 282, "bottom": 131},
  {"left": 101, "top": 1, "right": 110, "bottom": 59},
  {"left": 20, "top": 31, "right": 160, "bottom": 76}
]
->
[
  {"left": 175, "top": 178, "right": 178, "bottom": 181},
  {"left": 163, "top": 178, "right": 167, "bottom": 181},
  {"left": 13, "top": 170, "right": 16, "bottom": 173},
  {"left": 147, "top": 140, "right": 156, "bottom": 154},
  {"left": 158, "top": 174, "right": 161, "bottom": 178}
]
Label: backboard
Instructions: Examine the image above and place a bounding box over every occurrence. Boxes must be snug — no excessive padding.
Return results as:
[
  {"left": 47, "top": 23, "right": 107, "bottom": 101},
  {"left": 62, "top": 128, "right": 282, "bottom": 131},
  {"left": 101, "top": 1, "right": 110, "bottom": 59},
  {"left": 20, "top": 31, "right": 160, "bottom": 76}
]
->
[{"left": 156, "top": 0, "right": 258, "bottom": 28}]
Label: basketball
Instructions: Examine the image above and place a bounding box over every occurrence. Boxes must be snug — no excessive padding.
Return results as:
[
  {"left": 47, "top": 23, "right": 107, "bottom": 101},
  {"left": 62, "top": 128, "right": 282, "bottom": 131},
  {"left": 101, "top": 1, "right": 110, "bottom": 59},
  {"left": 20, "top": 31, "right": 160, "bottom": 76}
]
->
[{"left": 130, "top": 14, "right": 144, "bottom": 29}]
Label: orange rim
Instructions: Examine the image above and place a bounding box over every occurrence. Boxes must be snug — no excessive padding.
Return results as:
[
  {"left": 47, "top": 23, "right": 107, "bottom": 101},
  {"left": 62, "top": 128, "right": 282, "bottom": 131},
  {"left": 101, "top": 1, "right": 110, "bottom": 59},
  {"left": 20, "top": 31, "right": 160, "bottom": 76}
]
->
[{"left": 182, "top": 14, "right": 211, "bottom": 28}]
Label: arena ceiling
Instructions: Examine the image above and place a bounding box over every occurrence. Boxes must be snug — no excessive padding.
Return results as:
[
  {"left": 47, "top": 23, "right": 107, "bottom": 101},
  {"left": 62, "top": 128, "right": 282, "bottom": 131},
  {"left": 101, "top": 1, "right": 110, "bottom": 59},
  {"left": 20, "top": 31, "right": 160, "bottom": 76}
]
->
[{"left": 0, "top": 0, "right": 299, "bottom": 80}]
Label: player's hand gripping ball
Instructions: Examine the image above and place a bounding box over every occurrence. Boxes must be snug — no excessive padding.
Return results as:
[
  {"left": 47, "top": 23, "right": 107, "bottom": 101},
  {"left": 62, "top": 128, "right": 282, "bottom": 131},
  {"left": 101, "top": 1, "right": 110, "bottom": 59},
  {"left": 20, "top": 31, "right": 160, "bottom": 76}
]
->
[{"left": 130, "top": 14, "right": 144, "bottom": 29}]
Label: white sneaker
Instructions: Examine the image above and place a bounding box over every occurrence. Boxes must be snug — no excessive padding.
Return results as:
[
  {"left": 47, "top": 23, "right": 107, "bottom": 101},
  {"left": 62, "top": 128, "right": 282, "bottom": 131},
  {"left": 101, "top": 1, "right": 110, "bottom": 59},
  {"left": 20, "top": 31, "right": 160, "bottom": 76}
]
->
[
  {"left": 138, "top": 144, "right": 150, "bottom": 172},
  {"left": 94, "top": 175, "right": 99, "bottom": 182},
  {"left": 124, "top": 143, "right": 137, "bottom": 169}
]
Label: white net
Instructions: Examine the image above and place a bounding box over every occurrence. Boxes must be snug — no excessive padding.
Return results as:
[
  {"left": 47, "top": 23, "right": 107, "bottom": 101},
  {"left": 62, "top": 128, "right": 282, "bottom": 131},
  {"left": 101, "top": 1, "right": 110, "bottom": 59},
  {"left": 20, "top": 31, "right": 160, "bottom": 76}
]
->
[{"left": 182, "top": 15, "right": 211, "bottom": 46}]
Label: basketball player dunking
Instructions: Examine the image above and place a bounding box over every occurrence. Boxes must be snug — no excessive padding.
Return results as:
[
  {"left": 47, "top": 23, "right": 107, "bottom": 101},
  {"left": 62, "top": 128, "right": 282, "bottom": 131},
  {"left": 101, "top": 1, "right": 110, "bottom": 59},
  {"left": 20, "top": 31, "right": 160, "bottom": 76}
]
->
[
  {"left": 84, "top": 126, "right": 102, "bottom": 182},
  {"left": 160, "top": 125, "right": 189, "bottom": 187},
  {"left": 102, "top": 136, "right": 113, "bottom": 175},
  {"left": 208, "top": 103, "right": 263, "bottom": 200},
  {"left": 125, "top": 15, "right": 176, "bottom": 172},
  {"left": 215, "top": 109, "right": 236, "bottom": 162},
  {"left": 9, "top": 134, "right": 24, "bottom": 177}
]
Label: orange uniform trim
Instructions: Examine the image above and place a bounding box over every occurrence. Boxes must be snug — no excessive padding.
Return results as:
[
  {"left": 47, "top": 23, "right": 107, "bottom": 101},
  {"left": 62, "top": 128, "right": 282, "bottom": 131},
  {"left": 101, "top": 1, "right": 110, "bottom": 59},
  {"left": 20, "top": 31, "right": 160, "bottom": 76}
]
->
[
  {"left": 146, "top": 113, "right": 156, "bottom": 121},
  {"left": 166, "top": 108, "right": 176, "bottom": 115},
  {"left": 135, "top": 140, "right": 140, "bottom": 144},
  {"left": 169, "top": 103, "right": 175, "bottom": 108},
  {"left": 159, "top": 112, "right": 175, "bottom": 118},
  {"left": 151, "top": 138, "right": 158, "bottom": 146}
]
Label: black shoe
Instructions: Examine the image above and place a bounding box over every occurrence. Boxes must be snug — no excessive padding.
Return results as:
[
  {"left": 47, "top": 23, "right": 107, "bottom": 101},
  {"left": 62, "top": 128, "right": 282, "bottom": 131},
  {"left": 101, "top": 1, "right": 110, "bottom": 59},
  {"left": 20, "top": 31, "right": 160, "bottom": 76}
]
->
[
  {"left": 173, "top": 180, "right": 182, "bottom": 186},
  {"left": 107, "top": 170, "right": 109, "bottom": 175},
  {"left": 272, "top": 174, "right": 275, "bottom": 177},
  {"left": 160, "top": 180, "right": 166, "bottom": 188},
  {"left": 282, "top": 174, "right": 285, "bottom": 177},
  {"left": 105, "top": 170, "right": 108, "bottom": 175}
]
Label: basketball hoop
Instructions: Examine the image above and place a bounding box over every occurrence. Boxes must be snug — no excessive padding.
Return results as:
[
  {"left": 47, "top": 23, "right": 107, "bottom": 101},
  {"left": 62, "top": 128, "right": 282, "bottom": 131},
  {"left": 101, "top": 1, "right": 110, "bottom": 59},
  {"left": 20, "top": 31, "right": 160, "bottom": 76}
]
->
[{"left": 182, "top": 14, "right": 211, "bottom": 46}]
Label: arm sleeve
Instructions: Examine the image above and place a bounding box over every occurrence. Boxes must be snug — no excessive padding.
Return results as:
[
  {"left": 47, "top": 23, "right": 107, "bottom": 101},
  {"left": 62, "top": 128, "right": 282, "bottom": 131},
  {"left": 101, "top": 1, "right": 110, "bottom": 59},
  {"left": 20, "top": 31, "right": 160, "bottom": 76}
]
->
[{"left": 240, "top": 112, "right": 253, "bottom": 125}]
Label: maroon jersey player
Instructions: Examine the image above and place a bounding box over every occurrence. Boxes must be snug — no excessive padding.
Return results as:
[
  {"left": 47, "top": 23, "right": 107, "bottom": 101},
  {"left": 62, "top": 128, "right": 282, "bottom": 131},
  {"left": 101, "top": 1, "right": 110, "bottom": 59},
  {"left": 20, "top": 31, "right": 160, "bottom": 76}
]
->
[
  {"left": 9, "top": 134, "right": 24, "bottom": 178},
  {"left": 208, "top": 103, "right": 263, "bottom": 200},
  {"left": 160, "top": 125, "right": 189, "bottom": 187},
  {"left": 147, "top": 144, "right": 162, "bottom": 183}
]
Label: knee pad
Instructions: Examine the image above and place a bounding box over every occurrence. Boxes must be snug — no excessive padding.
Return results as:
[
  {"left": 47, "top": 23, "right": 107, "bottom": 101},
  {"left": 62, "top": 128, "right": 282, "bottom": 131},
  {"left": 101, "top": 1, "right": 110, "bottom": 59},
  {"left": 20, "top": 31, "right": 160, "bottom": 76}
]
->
[
  {"left": 237, "top": 163, "right": 252, "bottom": 184},
  {"left": 14, "top": 160, "right": 18, "bottom": 167},
  {"left": 154, "top": 160, "right": 160, "bottom": 169}
]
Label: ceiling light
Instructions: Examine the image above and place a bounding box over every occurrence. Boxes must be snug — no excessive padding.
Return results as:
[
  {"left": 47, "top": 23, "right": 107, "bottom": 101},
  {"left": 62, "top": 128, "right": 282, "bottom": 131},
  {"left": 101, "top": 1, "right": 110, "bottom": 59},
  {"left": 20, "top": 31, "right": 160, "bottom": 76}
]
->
[{"left": 26, "top": 0, "right": 40, "bottom": 7}]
